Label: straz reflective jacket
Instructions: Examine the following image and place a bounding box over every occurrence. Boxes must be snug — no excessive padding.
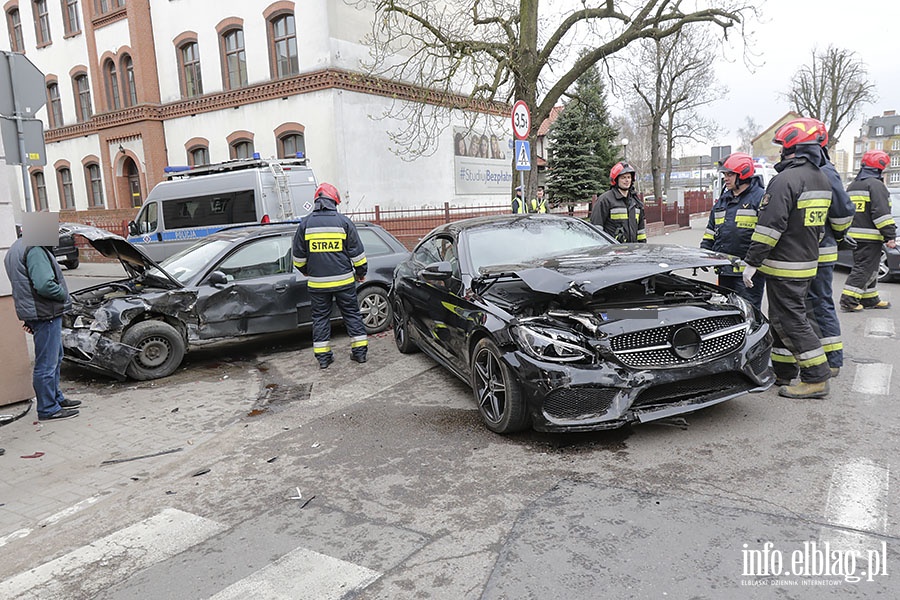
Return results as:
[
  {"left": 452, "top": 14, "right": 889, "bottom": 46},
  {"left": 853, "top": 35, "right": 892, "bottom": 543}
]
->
[
  {"left": 847, "top": 169, "right": 897, "bottom": 245},
  {"left": 291, "top": 198, "right": 367, "bottom": 292},
  {"left": 590, "top": 187, "right": 646, "bottom": 243},
  {"left": 745, "top": 157, "right": 832, "bottom": 280},
  {"left": 818, "top": 160, "right": 855, "bottom": 265},
  {"left": 701, "top": 177, "right": 765, "bottom": 276}
]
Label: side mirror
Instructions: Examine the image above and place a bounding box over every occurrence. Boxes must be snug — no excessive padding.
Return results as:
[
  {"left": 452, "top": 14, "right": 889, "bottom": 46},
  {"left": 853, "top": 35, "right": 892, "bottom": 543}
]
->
[
  {"left": 207, "top": 271, "right": 228, "bottom": 286},
  {"left": 127, "top": 221, "right": 138, "bottom": 236},
  {"left": 419, "top": 261, "right": 454, "bottom": 282}
]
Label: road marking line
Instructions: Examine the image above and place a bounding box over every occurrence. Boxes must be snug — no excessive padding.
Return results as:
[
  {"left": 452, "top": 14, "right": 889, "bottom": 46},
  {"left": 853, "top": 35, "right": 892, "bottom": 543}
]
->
[
  {"left": 38, "top": 492, "right": 111, "bottom": 528},
  {"left": 864, "top": 317, "right": 895, "bottom": 338},
  {"left": 208, "top": 546, "right": 381, "bottom": 600},
  {"left": 820, "top": 458, "right": 889, "bottom": 558},
  {"left": 851, "top": 363, "right": 892, "bottom": 395},
  {"left": 0, "top": 529, "right": 32, "bottom": 550},
  {"left": 0, "top": 508, "right": 227, "bottom": 598}
]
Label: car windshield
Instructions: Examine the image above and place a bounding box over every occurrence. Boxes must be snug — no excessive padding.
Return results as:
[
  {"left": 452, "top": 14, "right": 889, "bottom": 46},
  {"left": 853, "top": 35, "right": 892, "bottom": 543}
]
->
[
  {"left": 466, "top": 218, "right": 612, "bottom": 272},
  {"left": 147, "top": 239, "right": 233, "bottom": 284}
]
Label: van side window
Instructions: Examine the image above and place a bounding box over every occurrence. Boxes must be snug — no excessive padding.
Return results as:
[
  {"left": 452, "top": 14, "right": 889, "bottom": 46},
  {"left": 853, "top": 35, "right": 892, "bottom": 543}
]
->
[
  {"left": 136, "top": 202, "right": 158, "bottom": 233},
  {"left": 162, "top": 190, "right": 257, "bottom": 230}
]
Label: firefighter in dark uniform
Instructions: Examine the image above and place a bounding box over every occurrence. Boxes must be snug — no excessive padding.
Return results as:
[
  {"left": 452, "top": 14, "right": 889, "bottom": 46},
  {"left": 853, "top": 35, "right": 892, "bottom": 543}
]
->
[
  {"left": 806, "top": 118, "right": 855, "bottom": 377},
  {"left": 742, "top": 118, "right": 832, "bottom": 399},
  {"left": 700, "top": 152, "right": 766, "bottom": 310},
  {"left": 840, "top": 149, "right": 897, "bottom": 312},
  {"left": 292, "top": 183, "right": 369, "bottom": 369},
  {"left": 590, "top": 162, "right": 646, "bottom": 242}
]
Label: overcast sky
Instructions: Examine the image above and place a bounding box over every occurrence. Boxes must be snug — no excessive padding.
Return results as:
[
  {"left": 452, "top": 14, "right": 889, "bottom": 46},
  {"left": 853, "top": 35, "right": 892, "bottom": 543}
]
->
[{"left": 694, "top": 1, "right": 900, "bottom": 156}]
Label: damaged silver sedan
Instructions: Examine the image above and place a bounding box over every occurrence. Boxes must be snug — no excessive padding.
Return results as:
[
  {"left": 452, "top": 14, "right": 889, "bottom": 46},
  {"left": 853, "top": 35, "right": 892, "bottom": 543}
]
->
[
  {"left": 63, "top": 223, "right": 408, "bottom": 380},
  {"left": 390, "top": 214, "right": 774, "bottom": 434}
]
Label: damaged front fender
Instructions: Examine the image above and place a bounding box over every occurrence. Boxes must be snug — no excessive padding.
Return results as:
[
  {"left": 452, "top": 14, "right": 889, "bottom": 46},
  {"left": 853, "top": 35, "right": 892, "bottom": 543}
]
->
[{"left": 62, "top": 328, "right": 139, "bottom": 379}]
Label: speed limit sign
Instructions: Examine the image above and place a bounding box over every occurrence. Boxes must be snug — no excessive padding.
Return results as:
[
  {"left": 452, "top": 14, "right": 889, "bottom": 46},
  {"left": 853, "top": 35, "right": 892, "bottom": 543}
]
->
[{"left": 511, "top": 100, "right": 531, "bottom": 140}]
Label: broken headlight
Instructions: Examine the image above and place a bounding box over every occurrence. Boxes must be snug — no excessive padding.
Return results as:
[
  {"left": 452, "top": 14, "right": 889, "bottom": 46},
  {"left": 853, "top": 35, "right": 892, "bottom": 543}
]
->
[{"left": 512, "top": 324, "right": 594, "bottom": 363}]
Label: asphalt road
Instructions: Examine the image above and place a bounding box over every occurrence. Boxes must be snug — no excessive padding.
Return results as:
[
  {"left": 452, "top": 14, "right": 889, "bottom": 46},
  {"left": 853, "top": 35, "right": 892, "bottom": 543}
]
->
[{"left": 3, "top": 223, "right": 898, "bottom": 599}]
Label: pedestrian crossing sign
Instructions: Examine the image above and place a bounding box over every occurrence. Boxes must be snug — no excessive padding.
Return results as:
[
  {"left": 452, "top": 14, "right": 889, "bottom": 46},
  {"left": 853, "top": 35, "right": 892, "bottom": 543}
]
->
[{"left": 515, "top": 140, "right": 531, "bottom": 171}]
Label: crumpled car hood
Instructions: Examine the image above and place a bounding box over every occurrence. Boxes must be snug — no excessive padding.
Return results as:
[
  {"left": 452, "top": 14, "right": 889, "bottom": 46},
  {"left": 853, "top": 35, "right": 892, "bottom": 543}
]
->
[
  {"left": 72, "top": 225, "right": 182, "bottom": 288},
  {"left": 493, "top": 244, "right": 734, "bottom": 296}
]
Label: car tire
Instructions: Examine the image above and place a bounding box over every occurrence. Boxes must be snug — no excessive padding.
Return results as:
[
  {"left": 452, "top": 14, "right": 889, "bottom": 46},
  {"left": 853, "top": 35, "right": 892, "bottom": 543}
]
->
[
  {"left": 392, "top": 297, "right": 418, "bottom": 354},
  {"left": 64, "top": 257, "right": 79, "bottom": 270},
  {"left": 877, "top": 249, "right": 891, "bottom": 283},
  {"left": 122, "top": 320, "right": 186, "bottom": 380},
  {"left": 358, "top": 286, "right": 392, "bottom": 334},
  {"left": 470, "top": 337, "right": 529, "bottom": 434}
]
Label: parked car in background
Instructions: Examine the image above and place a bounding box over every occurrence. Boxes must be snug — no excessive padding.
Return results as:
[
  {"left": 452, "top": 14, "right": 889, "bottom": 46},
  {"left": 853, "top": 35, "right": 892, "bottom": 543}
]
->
[
  {"left": 836, "top": 188, "right": 900, "bottom": 283},
  {"left": 13, "top": 222, "right": 80, "bottom": 270},
  {"left": 390, "top": 214, "right": 773, "bottom": 434},
  {"left": 62, "top": 221, "right": 408, "bottom": 380}
]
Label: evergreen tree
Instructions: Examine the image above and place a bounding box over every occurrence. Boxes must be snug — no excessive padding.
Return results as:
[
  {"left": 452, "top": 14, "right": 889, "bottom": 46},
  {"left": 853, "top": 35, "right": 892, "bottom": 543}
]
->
[{"left": 546, "top": 64, "right": 618, "bottom": 208}]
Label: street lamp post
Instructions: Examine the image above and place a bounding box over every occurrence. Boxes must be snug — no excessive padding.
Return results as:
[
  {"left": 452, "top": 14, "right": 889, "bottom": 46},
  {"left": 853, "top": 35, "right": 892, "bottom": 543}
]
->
[{"left": 621, "top": 138, "right": 629, "bottom": 160}]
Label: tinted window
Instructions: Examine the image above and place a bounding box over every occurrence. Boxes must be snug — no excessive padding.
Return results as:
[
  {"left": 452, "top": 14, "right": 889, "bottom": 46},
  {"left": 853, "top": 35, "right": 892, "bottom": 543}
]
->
[
  {"left": 358, "top": 228, "right": 392, "bottom": 257},
  {"left": 466, "top": 218, "right": 611, "bottom": 272},
  {"left": 161, "top": 190, "right": 257, "bottom": 230}
]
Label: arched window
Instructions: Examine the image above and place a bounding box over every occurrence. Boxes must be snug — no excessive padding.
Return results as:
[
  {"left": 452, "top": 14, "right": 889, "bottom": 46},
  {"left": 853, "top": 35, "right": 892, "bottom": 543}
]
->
[
  {"left": 73, "top": 73, "right": 93, "bottom": 121},
  {"left": 269, "top": 13, "right": 298, "bottom": 78},
  {"left": 57, "top": 167, "right": 74, "bottom": 209},
  {"left": 32, "top": 171, "right": 48, "bottom": 211},
  {"left": 121, "top": 55, "right": 137, "bottom": 107},
  {"left": 188, "top": 146, "right": 209, "bottom": 167},
  {"left": 178, "top": 41, "right": 203, "bottom": 98},
  {"left": 278, "top": 133, "right": 305, "bottom": 159},
  {"left": 6, "top": 8, "right": 24, "bottom": 51},
  {"left": 221, "top": 28, "right": 247, "bottom": 89},
  {"left": 47, "top": 82, "right": 63, "bottom": 128},
  {"left": 230, "top": 139, "right": 254, "bottom": 160},
  {"left": 104, "top": 59, "right": 120, "bottom": 110},
  {"left": 85, "top": 162, "right": 104, "bottom": 207},
  {"left": 32, "top": 0, "right": 51, "bottom": 46}
]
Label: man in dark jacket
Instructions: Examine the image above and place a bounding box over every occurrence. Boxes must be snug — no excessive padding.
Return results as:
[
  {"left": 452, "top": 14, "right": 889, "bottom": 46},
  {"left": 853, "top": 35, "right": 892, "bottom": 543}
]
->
[
  {"left": 292, "top": 183, "right": 369, "bottom": 369},
  {"left": 840, "top": 150, "right": 897, "bottom": 312},
  {"left": 743, "top": 118, "right": 832, "bottom": 399},
  {"left": 701, "top": 152, "right": 766, "bottom": 310},
  {"left": 3, "top": 212, "right": 80, "bottom": 420},
  {"left": 590, "top": 162, "right": 646, "bottom": 242}
]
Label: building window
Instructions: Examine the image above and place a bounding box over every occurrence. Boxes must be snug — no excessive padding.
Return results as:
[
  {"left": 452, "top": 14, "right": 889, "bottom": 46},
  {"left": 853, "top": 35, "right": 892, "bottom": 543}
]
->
[
  {"left": 33, "top": 0, "right": 51, "bottom": 46},
  {"left": 58, "top": 167, "right": 74, "bottom": 209},
  {"left": 32, "top": 171, "right": 48, "bottom": 210},
  {"left": 47, "top": 83, "right": 63, "bottom": 128},
  {"left": 121, "top": 55, "right": 136, "bottom": 107},
  {"left": 188, "top": 146, "right": 209, "bottom": 167},
  {"left": 7, "top": 8, "right": 24, "bottom": 51},
  {"left": 62, "top": 0, "right": 80, "bottom": 35},
  {"left": 855, "top": 142, "right": 864, "bottom": 154},
  {"left": 230, "top": 139, "right": 253, "bottom": 159},
  {"left": 222, "top": 28, "right": 247, "bottom": 89},
  {"left": 179, "top": 41, "right": 203, "bottom": 97},
  {"left": 893, "top": 140, "right": 900, "bottom": 152},
  {"left": 104, "top": 59, "right": 120, "bottom": 110},
  {"left": 890, "top": 172, "right": 900, "bottom": 185},
  {"left": 86, "top": 163, "right": 103, "bottom": 206},
  {"left": 894, "top": 125, "right": 900, "bottom": 135},
  {"left": 270, "top": 14, "right": 298, "bottom": 78},
  {"left": 875, "top": 126, "right": 884, "bottom": 136},
  {"left": 278, "top": 133, "right": 305, "bottom": 159},
  {"left": 891, "top": 155, "right": 900, "bottom": 168},
  {"left": 74, "top": 73, "right": 92, "bottom": 121},
  {"left": 96, "top": 0, "right": 123, "bottom": 14},
  {"left": 875, "top": 141, "right": 883, "bottom": 151}
]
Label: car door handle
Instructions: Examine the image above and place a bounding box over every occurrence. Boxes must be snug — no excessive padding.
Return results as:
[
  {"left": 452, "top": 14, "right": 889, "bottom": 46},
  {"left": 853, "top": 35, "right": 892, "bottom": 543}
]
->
[{"left": 274, "top": 283, "right": 288, "bottom": 293}]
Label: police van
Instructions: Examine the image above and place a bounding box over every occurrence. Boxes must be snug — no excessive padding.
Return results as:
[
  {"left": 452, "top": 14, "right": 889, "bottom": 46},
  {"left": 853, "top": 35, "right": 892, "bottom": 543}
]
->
[{"left": 127, "top": 157, "right": 317, "bottom": 261}]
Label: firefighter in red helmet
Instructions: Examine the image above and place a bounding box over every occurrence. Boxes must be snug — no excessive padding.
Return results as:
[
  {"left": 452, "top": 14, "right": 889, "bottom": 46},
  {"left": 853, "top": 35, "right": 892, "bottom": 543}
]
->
[
  {"left": 743, "top": 118, "right": 833, "bottom": 398},
  {"left": 590, "top": 162, "right": 646, "bottom": 243},
  {"left": 700, "top": 152, "right": 766, "bottom": 310},
  {"left": 840, "top": 149, "right": 897, "bottom": 312},
  {"left": 292, "top": 183, "right": 369, "bottom": 368}
]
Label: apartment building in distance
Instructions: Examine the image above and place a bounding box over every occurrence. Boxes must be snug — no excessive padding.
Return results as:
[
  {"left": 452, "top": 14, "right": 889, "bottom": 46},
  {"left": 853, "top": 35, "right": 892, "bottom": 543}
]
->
[{"left": 852, "top": 110, "right": 900, "bottom": 185}]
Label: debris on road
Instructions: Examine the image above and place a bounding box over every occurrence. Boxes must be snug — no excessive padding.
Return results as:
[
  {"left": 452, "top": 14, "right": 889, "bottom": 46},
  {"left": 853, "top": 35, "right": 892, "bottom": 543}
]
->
[{"left": 100, "top": 447, "right": 183, "bottom": 465}]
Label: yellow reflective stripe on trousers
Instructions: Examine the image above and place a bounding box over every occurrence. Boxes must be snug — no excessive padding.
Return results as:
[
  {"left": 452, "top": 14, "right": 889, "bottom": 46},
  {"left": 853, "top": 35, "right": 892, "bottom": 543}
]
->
[{"left": 308, "top": 274, "right": 357, "bottom": 289}]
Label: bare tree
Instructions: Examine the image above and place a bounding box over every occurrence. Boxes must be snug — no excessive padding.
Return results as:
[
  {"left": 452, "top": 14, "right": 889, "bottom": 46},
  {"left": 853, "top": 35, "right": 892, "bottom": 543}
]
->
[
  {"left": 736, "top": 116, "right": 760, "bottom": 154},
  {"left": 787, "top": 46, "right": 876, "bottom": 150},
  {"left": 353, "top": 0, "right": 755, "bottom": 194},
  {"left": 621, "top": 24, "right": 722, "bottom": 200}
]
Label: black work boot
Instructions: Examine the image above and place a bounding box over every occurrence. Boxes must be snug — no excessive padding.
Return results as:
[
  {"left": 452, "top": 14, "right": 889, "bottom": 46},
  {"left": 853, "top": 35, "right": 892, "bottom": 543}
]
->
[
  {"left": 318, "top": 355, "right": 334, "bottom": 370},
  {"left": 350, "top": 352, "right": 367, "bottom": 364}
]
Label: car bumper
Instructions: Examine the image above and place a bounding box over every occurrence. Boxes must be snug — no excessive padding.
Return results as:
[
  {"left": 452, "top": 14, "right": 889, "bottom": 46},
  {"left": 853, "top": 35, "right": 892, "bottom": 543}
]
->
[
  {"left": 500, "top": 324, "right": 773, "bottom": 433},
  {"left": 62, "top": 328, "right": 138, "bottom": 380}
]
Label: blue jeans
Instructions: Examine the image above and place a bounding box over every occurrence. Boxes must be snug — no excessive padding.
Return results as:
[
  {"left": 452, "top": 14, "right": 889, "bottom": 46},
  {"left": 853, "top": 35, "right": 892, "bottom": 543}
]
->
[{"left": 26, "top": 317, "right": 65, "bottom": 418}]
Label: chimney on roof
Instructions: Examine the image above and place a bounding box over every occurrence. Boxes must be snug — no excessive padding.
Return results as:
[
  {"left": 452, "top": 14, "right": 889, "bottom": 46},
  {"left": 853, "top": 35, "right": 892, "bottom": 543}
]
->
[{"left": 884, "top": 110, "right": 896, "bottom": 116}]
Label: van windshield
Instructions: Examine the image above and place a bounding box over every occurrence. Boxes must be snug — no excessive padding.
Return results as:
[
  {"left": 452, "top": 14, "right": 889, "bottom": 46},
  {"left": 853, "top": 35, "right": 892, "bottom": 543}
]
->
[{"left": 148, "top": 239, "right": 232, "bottom": 284}]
